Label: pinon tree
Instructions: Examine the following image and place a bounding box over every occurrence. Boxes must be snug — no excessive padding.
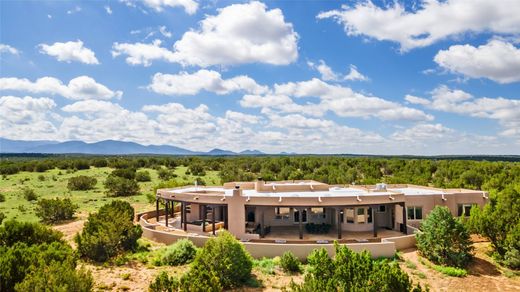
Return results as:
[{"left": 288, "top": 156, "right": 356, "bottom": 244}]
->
[{"left": 416, "top": 206, "right": 473, "bottom": 268}]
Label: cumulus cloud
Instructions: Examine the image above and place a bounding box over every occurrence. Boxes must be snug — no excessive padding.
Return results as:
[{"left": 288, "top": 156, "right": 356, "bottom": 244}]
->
[
  {"left": 0, "top": 76, "right": 122, "bottom": 100},
  {"left": 410, "top": 85, "right": 520, "bottom": 138},
  {"left": 0, "top": 96, "right": 59, "bottom": 140},
  {"left": 344, "top": 65, "right": 369, "bottom": 81},
  {"left": 0, "top": 44, "right": 19, "bottom": 55},
  {"left": 308, "top": 60, "right": 368, "bottom": 82},
  {"left": 104, "top": 6, "right": 113, "bottom": 14},
  {"left": 392, "top": 123, "right": 454, "bottom": 142},
  {"left": 142, "top": 0, "right": 198, "bottom": 14},
  {"left": 148, "top": 70, "right": 269, "bottom": 96},
  {"left": 112, "top": 1, "right": 298, "bottom": 67},
  {"left": 318, "top": 0, "right": 520, "bottom": 51},
  {"left": 39, "top": 40, "right": 99, "bottom": 64},
  {"left": 434, "top": 39, "right": 520, "bottom": 84}
]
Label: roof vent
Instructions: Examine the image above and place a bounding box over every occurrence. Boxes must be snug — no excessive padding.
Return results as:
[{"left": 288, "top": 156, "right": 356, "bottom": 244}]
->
[{"left": 375, "top": 183, "right": 387, "bottom": 191}]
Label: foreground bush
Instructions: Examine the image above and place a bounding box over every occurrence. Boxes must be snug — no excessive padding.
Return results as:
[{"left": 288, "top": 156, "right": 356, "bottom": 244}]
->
[
  {"left": 416, "top": 206, "right": 473, "bottom": 268},
  {"left": 75, "top": 200, "right": 142, "bottom": 262},
  {"left": 280, "top": 251, "right": 301, "bottom": 273},
  {"left": 182, "top": 231, "right": 253, "bottom": 289},
  {"left": 35, "top": 198, "right": 78, "bottom": 224},
  {"left": 290, "top": 245, "right": 421, "bottom": 291},
  {"left": 161, "top": 239, "right": 197, "bottom": 266},
  {"left": 104, "top": 175, "right": 140, "bottom": 197},
  {"left": 67, "top": 175, "right": 97, "bottom": 191},
  {"left": 0, "top": 220, "right": 92, "bottom": 292},
  {"left": 149, "top": 271, "right": 180, "bottom": 292}
]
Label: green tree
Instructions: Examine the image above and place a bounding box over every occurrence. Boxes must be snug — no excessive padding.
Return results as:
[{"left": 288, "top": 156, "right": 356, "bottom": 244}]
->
[
  {"left": 67, "top": 175, "right": 97, "bottom": 191},
  {"left": 135, "top": 170, "right": 152, "bottom": 182},
  {"left": 35, "top": 198, "right": 79, "bottom": 224},
  {"left": 0, "top": 220, "right": 63, "bottom": 247},
  {"left": 416, "top": 206, "right": 473, "bottom": 267},
  {"left": 104, "top": 175, "right": 139, "bottom": 197}
]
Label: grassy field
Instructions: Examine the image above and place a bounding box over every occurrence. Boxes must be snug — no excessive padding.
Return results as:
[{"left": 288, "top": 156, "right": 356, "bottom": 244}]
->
[{"left": 0, "top": 166, "right": 220, "bottom": 223}]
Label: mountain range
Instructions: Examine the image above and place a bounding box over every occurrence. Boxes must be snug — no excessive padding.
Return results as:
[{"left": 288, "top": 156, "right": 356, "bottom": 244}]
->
[{"left": 0, "top": 138, "right": 265, "bottom": 156}]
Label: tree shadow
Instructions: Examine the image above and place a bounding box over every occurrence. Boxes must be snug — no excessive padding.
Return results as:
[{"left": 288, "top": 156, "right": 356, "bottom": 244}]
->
[{"left": 468, "top": 257, "right": 501, "bottom": 276}]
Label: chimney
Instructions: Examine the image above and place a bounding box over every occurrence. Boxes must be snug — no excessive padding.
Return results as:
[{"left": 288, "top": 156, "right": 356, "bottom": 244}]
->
[
  {"left": 255, "top": 177, "right": 265, "bottom": 191},
  {"left": 232, "top": 185, "right": 242, "bottom": 197}
]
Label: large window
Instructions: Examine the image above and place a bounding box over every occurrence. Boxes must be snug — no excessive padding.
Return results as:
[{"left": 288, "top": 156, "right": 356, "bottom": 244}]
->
[
  {"left": 457, "top": 204, "right": 475, "bottom": 217},
  {"left": 310, "top": 207, "right": 326, "bottom": 219},
  {"left": 407, "top": 206, "right": 423, "bottom": 220},
  {"left": 346, "top": 208, "right": 354, "bottom": 223},
  {"left": 274, "top": 207, "right": 290, "bottom": 220},
  {"left": 294, "top": 209, "right": 307, "bottom": 223},
  {"left": 357, "top": 208, "right": 366, "bottom": 224}
]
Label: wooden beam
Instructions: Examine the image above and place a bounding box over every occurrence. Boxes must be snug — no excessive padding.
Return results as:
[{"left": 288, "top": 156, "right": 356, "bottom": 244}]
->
[
  {"left": 165, "top": 200, "right": 169, "bottom": 227},
  {"left": 183, "top": 202, "right": 187, "bottom": 231},
  {"left": 372, "top": 206, "right": 377, "bottom": 237},
  {"left": 212, "top": 206, "right": 216, "bottom": 236},
  {"left": 155, "top": 198, "right": 159, "bottom": 222},
  {"left": 298, "top": 208, "right": 303, "bottom": 240},
  {"left": 337, "top": 208, "right": 342, "bottom": 239},
  {"left": 402, "top": 203, "right": 408, "bottom": 235}
]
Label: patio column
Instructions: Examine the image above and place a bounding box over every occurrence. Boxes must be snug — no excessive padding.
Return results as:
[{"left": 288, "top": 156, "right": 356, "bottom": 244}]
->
[
  {"left": 165, "top": 200, "right": 169, "bottom": 227},
  {"left": 298, "top": 208, "right": 303, "bottom": 240},
  {"left": 260, "top": 208, "right": 265, "bottom": 238},
  {"left": 180, "top": 202, "right": 184, "bottom": 226},
  {"left": 337, "top": 207, "right": 342, "bottom": 239},
  {"left": 401, "top": 203, "right": 408, "bottom": 235},
  {"left": 183, "top": 202, "right": 187, "bottom": 231},
  {"left": 212, "top": 206, "right": 216, "bottom": 236},
  {"left": 202, "top": 205, "right": 206, "bottom": 233},
  {"left": 155, "top": 198, "right": 159, "bottom": 222},
  {"left": 223, "top": 206, "right": 228, "bottom": 229},
  {"left": 171, "top": 201, "right": 175, "bottom": 217},
  {"left": 372, "top": 205, "right": 377, "bottom": 237}
]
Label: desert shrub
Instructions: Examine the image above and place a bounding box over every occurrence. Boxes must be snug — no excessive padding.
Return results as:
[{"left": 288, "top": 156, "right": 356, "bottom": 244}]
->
[
  {"left": 0, "top": 192, "right": 5, "bottom": 202},
  {"left": 180, "top": 230, "right": 252, "bottom": 290},
  {"left": 104, "top": 175, "right": 139, "bottom": 197},
  {"left": 67, "top": 175, "right": 97, "bottom": 191},
  {"left": 0, "top": 220, "right": 63, "bottom": 247},
  {"left": 416, "top": 206, "right": 473, "bottom": 268},
  {"left": 75, "top": 200, "right": 142, "bottom": 262},
  {"left": 0, "top": 212, "right": 5, "bottom": 225},
  {"left": 253, "top": 257, "right": 278, "bottom": 275},
  {"left": 280, "top": 251, "right": 301, "bottom": 273},
  {"left": 161, "top": 239, "right": 197, "bottom": 266},
  {"left": 157, "top": 168, "right": 174, "bottom": 180},
  {"left": 135, "top": 170, "right": 151, "bottom": 182},
  {"left": 468, "top": 183, "right": 520, "bottom": 269},
  {"left": 73, "top": 160, "right": 90, "bottom": 170},
  {"left": 37, "top": 174, "right": 45, "bottom": 181},
  {"left": 22, "top": 188, "right": 37, "bottom": 201},
  {"left": 188, "top": 163, "right": 206, "bottom": 176},
  {"left": 289, "top": 244, "right": 421, "bottom": 291},
  {"left": 149, "top": 271, "right": 180, "bottom": 292},
  {"left": 111, "top": 168, "right": 136, "bottom": 180},
  {"left": 92, "top": 158, "right": 108, "bottom": 168},
  {"left": 35, "top": 198, "right": 78, "bottom": 224}
]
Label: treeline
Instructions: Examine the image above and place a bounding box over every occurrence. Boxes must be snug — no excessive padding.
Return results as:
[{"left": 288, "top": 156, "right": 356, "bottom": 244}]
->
[{"left": 3, "top": 156, "right": 519, "bottom": 191}]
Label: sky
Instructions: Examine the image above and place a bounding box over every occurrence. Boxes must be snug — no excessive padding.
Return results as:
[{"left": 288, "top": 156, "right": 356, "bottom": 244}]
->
[{"left": 1, "top": 0, "right": 519, "bottom": 155}]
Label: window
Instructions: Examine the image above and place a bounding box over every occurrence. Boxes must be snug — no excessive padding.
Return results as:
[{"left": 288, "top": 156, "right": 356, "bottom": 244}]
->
[
  {"left": 458, "top": 204, "right": 475, "bottom": 217},
  {"left": 407, "top": 206, "right": 423, "bottom": 220},
  {"left": 367, "top": 207, "right": 373, "bottom": 223},
  {"left": 294, "top": 209, "right": 307, "bottom": 223},
  {"left": 311, "top": 207, "right": 326, "bottom": 219},
  {"left": 346, "top": 208, "right": 354, "bottom": 223},
  {"left": 274, "top": 207, "right": 290, "bottom": 220},
  {"left": 357, "top": 208, "right": 365, "bottom": 224},
  {"left": 377, "top": 205, "right": 386, "bottom": 213}
]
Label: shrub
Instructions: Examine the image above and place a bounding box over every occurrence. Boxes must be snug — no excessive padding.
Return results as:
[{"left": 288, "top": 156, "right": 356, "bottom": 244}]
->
[
  {"left": 22, "top": 188, "right": 37, "bottom": 201},
  {"left": 188, "top": 164, "right": 206, "bottom": 176},
  {"left": 111, "top": 168, "right": 136, "bottom": 180},
  {"left": 0, "top": 220, "right": 63, "bottom": 247},
  {"left": 253, "top": 257, "right": 277, "bottom": 275},
  {"left": 104, "top": 176, "right": 139, "bottom": 197},
  {"left": 157, "top": 168, "right": 173, "bottom": 180},
  {"left": 75, "top": 200, "right": 142, "bottom": 262},
  {"left": 67, "top": 175, "right": 97, "bottom": 191},
  {"left": 180, "top": 230, "right": 253, "bottom": 290},
  {"left": 0, "top": 212, "right": 5, "bottom": 225},
  {"left": 0, "top": 192, "right": 5, "bottom": 202},
  {"left": 289, "top": 244, "right": 421, "bottom": 291},
  {"left": 149, "top": 271, "right": 180, "bottom": 292},
  {"left": 73, "top": 160, "right": 90, "bottom": 170},
  {"left": 416, "top": 206, "right": 473, "bottom": 268},
  {"left": 37, "top": 174, "right": 45, "bottom": 181},
  {"left": 35, "top": 198, "right": 78, "bottom": 224},
  {"left": 92, "top": 158, "right": 108, "bottom": 168},
  {"left": 161, "top": 239, "right": 197, "bottom": 266},
  {"left": 135, "top": 170, "right": 151, "bottom": 182},
  {"left": 280, "top": 251, "right": 301, "bottom": 273}
]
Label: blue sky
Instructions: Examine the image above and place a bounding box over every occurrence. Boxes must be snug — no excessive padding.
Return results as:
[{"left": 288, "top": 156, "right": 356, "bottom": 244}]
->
[{"left": 1, "top": 0, "right": 519, "bottom": 154}]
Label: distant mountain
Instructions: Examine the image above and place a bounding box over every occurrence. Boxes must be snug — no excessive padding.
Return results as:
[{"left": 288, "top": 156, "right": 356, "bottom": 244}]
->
[
  {"left": 239, "top": 149, "right": 264, "bottom": 155},
  {"left": 207, "top": 148, "right": 237, "bottom": 156},
  {"left": 0, "top": 138, "right": 265, "bottom": 156}
]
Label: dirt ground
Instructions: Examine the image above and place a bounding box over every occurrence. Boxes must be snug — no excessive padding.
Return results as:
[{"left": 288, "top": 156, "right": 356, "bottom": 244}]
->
[
  {"left": 53, "top": 220, "right": 519, "bottom": 291},
  {"left": 400, "top": 241, "right": 520, "bottom": 292}
]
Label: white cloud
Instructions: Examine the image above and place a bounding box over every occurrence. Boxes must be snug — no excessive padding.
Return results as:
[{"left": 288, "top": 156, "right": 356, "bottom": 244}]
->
[
  {"left": 434, "top": 39, "right": 520, "bottom": 84},
  {"left": 112, "top": 39, "right": 176, "bottom": 66},
  {"left": 67, "top": 6, "right": 81, "bottom": 15},
  {"left": 142, "top": 0, "right": 198, "bottom": 15},
  {"left": 0, "top": 96, "right": 59, "bottom": 140},
  {"left": 148, "top": 70, "right": 268, "bottom": 96},
  {"left": 159, "top": 26, "right": 172, "bottom": 38},
  {"left": 344, "top": 65, "right": 369, "bottom": 81},
  {"left": 318, "top": 0, "right": 520, "bottom": 51},
  {"left": 0, "top": 44, "right": 19, "bottom": 55},
  {"left": 39, "top": 40, "right": 99, "bottom": 64},
  {"left": 0, "top": 76, "right": 122, "bottom": 100},
  {"left": 392, "top": 123, "right": 454, "bottom": 142},
  {"left": 105, "top": 6, "right": 113, "bottom": 15},
  {"left": 412, "top": 85, "right": 520, "bottom": 138},
  {"left": 405, "top": 94, "right": 430, "bottom": 105},
  {"left": 112, "top": 1, "right": 298, "bottom": 67},
  {"left": 224, "top": 110, "right": 261, "bottom": 124}
]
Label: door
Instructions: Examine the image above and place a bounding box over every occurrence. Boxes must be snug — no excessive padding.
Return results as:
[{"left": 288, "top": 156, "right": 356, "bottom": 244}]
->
[{"left": 294, "top": 209, "right": 307, "bottom": 223}]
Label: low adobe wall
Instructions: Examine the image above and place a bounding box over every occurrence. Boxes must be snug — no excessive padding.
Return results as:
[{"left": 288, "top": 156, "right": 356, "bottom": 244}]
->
[{"left": 138, "top": 211, "right": 417, "bottom": 260}]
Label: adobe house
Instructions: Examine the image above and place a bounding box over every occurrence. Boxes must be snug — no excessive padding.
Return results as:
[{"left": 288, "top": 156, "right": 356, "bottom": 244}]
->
[{"left": 152, "top": 179, "right": 488, "bottom": 242}]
